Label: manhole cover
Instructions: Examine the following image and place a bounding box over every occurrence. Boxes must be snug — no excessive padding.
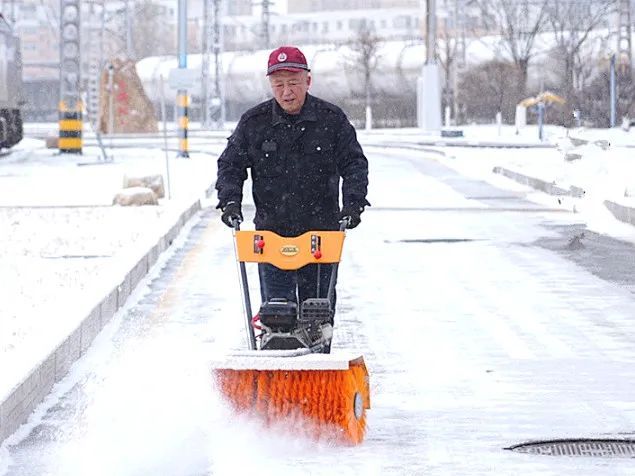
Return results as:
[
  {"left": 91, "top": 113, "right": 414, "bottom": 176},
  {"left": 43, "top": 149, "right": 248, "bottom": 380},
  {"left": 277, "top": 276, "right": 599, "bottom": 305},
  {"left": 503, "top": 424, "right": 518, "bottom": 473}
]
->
[{"left": 506, "top": 439, "right": 635, "bottom": 458}]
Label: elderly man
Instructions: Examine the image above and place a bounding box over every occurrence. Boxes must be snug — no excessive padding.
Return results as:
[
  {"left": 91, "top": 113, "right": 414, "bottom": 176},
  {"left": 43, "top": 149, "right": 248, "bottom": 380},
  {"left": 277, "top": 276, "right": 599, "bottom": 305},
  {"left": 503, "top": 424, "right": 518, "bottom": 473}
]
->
[{"left": 215, "top": 45, "right": 370, "bottom": 324}]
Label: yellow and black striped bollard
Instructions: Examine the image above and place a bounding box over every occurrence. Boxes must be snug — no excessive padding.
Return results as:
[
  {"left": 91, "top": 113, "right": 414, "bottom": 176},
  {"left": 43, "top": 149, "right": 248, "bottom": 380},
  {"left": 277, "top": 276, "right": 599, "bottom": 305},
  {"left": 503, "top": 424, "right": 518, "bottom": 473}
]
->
[
  {"left": 177, "top": 91, "right": 189, "bottom": 158},
  {"left": 58, "top": 101, "right": 83, "bottom": 154}
]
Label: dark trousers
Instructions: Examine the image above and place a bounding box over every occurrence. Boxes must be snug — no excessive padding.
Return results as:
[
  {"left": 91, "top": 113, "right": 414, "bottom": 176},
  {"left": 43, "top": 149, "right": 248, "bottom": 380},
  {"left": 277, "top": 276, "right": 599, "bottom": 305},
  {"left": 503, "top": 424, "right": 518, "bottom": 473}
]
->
[{"left": 258, "top": 263, "right": 337, "bottom": 320}]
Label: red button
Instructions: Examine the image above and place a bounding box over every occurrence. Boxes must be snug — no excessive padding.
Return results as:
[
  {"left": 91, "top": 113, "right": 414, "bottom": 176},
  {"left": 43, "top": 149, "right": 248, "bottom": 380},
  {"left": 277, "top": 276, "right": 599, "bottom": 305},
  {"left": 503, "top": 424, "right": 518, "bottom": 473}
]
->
[
  {"left": 313, "top": 250, "right": 322, "bottom": 259},
  {"left": 257, "top": 240, "right": 265, "bottom": 249}
]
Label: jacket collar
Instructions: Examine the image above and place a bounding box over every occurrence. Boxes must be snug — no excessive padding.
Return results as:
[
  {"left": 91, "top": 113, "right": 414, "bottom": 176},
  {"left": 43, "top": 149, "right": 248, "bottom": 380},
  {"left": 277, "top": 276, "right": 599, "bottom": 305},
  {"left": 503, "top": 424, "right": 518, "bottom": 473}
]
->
[{"left": 271, "top": 94, "right": 318, "bottom": 126}]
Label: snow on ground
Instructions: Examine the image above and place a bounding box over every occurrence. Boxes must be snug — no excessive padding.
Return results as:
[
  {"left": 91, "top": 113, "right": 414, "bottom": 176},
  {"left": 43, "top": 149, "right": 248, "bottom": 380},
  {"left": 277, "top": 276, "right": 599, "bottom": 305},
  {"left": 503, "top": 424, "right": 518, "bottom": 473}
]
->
[
  {"left": 0, "top": 137, "right": 224, "bottom": 402},
  {"left": 6, "top": 125, "right": 635, "bottom": 475},
  {"left": 434, "top": 126, "right": 635, "bottom": 242},
  {"left": 2, "top": 122, "right": 635, "bottom": 428},
  {"left": 360, "top": 123, "right": 635, "bottom": 241}
]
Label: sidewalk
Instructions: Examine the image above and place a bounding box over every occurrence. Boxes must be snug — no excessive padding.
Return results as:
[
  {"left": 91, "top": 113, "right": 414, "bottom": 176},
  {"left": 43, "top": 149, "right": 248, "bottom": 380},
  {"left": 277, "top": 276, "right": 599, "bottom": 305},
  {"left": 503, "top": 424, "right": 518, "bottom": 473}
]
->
[{"left": 0, "top": 138, "right": 222, "bottom": 443}]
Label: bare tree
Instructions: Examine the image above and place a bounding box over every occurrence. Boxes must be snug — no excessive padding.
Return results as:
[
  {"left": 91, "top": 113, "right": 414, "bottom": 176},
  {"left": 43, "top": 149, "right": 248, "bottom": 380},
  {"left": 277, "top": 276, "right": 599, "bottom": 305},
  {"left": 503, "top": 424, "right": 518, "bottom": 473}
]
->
[
  {"left": 545, "top": 0, "right": 617, "bottom": 123},
  {"left": 473, "top": 0, "right": 550, "bottom": 102},
  {"left": 131, "top": 1, "right": 175, "bottom": 60},
  {"left": 578, "top": 69, "right": 635, "bottom": 126},
  {"left": 346, "top": 26, "right": 382, "bottom": 130},
  {"left": 458, "top": 59, "right": 518, "bottom": 122},
  {"left": 105, "top": 0, "right": 174, "bottom": 61},
  {"left": 438, "top": 1, "right": 478, "bottom": 124},
  {"left": 438, "top": 19, "right": 461, "bottom": 122}
]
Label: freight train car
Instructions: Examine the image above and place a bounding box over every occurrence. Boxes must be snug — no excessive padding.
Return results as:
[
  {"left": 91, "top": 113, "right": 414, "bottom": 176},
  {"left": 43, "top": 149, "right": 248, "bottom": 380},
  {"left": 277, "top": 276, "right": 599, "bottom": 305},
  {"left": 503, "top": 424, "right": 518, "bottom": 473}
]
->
[{"left": 0, "top": 14, "right": 24, "bottom": 149}]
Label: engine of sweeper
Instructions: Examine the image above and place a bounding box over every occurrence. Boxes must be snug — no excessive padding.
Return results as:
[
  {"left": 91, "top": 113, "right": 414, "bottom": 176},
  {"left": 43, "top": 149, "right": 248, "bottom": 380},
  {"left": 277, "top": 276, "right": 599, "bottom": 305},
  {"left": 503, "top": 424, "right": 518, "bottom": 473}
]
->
[{"left": 258, "top": 298, "right": 333, "bottom": 352}]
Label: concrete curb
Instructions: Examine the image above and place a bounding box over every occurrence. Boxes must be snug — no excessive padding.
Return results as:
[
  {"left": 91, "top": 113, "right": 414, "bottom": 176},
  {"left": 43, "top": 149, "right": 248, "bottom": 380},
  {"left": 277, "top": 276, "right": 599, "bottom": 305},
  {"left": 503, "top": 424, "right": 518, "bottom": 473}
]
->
[
  {"left": 418, "top": 140, "right": 555, "bottom": 149},
  {"left": 0, "top": 199, "right": 202, "bottom": 444},
  {"left": 492, "top": 166, "right": 586, "bottom": 198},
  {"left": 493, "top": 166, "right": 635, "bottom": 228},
  {"left": 604, "top": 200, "right": 635, "bottom": 227},
  {"left": 365, "top": 142, "right": 448, "bottom": 157},
  {"left": 365, "top": 140, "right": 554, "bottom": 151}
]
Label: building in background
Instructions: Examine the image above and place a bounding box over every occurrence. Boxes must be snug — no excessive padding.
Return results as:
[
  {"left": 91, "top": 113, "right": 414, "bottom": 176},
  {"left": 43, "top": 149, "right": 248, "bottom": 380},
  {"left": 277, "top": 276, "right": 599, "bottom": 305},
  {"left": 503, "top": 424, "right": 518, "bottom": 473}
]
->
[
  {"left": 180, "top": 0, "right": 252, "bottom": 17},
  {"left": 8, "top": 2, "right": 57, "bottom": 81},
  {"left": 226, "top": 0, "right": 252, "bottom": 16},
  {"left": 288, "top": 0, "right": 420, "bottom": 12},
  {"left": 224, "top": 6, "right": 424, "bottom": 51}
]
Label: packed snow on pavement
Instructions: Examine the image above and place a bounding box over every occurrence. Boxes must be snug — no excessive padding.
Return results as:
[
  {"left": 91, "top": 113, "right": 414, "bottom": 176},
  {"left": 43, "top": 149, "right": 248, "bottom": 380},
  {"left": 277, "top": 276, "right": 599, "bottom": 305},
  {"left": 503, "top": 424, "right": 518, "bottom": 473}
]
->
[
  {"left": 2, "top": 123, "right": 635, "bottom": 474},
  {"left": 3, "top": 124, "right": 635, "bottom": 400}
]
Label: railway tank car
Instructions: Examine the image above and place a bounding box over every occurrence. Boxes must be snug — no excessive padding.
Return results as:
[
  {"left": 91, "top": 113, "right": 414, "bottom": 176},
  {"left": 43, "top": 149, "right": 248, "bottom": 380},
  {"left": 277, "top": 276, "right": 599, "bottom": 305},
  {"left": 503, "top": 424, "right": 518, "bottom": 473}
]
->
[
  {"left": 136, "top": 40, "right": 495, "bottom": 126},
  {"left": 0, "top": 13, "right": 24, "bottom": 149},
  {"left": 136, "top": 42, "right": 428, "bottom": 121}
]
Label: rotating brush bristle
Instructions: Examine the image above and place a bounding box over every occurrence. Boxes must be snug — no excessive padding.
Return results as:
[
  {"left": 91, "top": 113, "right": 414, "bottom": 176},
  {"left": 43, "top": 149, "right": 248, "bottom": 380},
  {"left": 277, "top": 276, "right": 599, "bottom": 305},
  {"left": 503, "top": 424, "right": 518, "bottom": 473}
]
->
[{"left": 214, "top": 363, "right": 369, "bottom": 445}]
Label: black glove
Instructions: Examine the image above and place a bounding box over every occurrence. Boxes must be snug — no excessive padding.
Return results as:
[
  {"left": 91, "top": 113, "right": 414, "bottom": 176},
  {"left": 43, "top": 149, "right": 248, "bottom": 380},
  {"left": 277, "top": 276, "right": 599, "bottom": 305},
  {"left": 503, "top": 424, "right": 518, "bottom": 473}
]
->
[
  {"left": 220, "top": 201, "right": 243, "bottom": 228},
  {"left": 339, "top": 204, "right": 364, "bottom": 229}
]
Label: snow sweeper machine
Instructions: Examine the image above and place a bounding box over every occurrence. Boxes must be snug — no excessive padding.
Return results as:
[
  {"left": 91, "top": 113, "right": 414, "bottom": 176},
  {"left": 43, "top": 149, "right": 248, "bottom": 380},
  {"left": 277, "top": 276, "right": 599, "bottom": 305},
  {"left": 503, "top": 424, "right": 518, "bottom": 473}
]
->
[{"left": 212, "top": 218, "right": 370, "bottom": 445}]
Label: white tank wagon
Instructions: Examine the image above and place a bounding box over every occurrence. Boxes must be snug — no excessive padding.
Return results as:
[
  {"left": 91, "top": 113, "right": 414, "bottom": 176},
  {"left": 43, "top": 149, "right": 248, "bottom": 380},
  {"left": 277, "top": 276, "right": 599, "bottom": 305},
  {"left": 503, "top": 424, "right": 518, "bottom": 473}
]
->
[
  {"left": 136, "top": 40, "right": 496, "bottom": 125},
  {"left": 137, "top": 42, "right": 428, "bottom": 104}
]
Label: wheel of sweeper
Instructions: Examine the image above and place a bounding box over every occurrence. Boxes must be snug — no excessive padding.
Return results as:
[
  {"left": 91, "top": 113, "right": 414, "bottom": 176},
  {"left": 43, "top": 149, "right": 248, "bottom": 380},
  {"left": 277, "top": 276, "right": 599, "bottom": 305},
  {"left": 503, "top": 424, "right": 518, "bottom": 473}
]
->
[{"left": 334, "top": 362, "right": 369, "bottom": 445}]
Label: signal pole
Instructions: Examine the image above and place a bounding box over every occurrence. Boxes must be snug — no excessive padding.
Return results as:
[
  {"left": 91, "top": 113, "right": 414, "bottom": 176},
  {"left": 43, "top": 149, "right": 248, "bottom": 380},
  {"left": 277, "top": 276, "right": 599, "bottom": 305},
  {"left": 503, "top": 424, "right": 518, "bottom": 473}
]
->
[
  {"left": 177, "top": 0, "right": 189, "bottom": 157},
  {"left": 58, "top": 0, "right": 83, "bottom": 154}
]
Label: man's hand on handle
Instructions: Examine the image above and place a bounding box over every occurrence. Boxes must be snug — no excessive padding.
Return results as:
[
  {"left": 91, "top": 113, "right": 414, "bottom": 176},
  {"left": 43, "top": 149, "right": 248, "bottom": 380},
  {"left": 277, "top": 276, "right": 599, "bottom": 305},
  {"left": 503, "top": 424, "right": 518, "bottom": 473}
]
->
[
  {"left": 220, "top": 201, "right": 243, "bottom": 228},
  {"left": 339, "top": 204, "right": 365, "bottom": 229}
]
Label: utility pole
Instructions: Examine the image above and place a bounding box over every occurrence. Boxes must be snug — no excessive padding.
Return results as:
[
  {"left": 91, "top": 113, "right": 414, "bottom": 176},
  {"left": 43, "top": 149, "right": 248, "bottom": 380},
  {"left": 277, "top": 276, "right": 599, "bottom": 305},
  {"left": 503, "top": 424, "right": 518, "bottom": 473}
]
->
[
  {"left": 610, "top": 53, "right": 617, "bottom": 128},
  {"left": 85, "top": 0, "right": 105, "bottom": 131},
  {"left": 125, "top": 0, "right": 134, "bottom": 59},
  {"left": 425, "top": 0, "right": 436, "bottom": 64},
  {"left": 202, "top": 0, "right": 225, "bottom": 129},
  {"left": 260, "top": 0, "right": 272, "bottom": 48},
  {"left": 452, "top": 0, "right": 467, "bottom": 125},
  {"left": 0, "top": 0, "right": 16, "bottom": 28},
  {"left": 618, "top": 0, "right": 632, "bottom": 75},
  {"left": 417, "top": 0, "right": 442, "bottom": 132}
]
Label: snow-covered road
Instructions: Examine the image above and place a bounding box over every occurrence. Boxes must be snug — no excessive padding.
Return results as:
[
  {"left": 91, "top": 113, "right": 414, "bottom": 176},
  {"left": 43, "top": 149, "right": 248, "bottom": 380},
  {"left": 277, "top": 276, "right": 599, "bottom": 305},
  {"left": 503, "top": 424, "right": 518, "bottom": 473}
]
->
[{"left": 4, "top": 148, "right": 635, "bottom": 475}]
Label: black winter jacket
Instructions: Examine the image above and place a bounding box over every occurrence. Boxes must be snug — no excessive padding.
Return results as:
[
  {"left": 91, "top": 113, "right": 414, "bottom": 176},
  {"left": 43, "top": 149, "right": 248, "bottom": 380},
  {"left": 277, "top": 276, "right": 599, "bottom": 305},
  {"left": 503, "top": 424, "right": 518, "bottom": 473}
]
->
[{"left": 215, "top": 94, "right": 370, "bottom": 236}]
